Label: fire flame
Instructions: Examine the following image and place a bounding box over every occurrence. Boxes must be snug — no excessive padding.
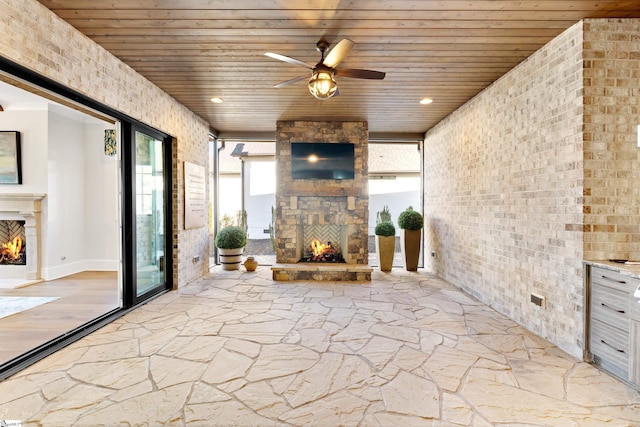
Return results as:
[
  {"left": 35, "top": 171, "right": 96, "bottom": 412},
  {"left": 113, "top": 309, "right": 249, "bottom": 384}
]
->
[
  {"left": 310, "top": 239, "right": 334, "bottom": 258},
  {"left": 1, "top": 237, "right": 23, "bottom": 260}
]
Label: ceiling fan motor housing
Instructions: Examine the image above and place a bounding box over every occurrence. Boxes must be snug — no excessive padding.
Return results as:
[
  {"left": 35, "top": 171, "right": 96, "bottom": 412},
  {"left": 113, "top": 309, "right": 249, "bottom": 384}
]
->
[{"left": 316, "top": 40, "right": 331, "bottom": 53}]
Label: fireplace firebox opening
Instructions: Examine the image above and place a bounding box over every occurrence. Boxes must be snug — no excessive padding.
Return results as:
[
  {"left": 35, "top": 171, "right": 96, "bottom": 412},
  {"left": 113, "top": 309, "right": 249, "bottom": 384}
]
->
[
  {"left": 0, "top": 220, "right": 26, "bottom": 266},
  {"left": 299, "top": 239, "right": 346, "bottom": 263},
  {"left": 296, "top": 224, "right": 348, "bottom": 264}
]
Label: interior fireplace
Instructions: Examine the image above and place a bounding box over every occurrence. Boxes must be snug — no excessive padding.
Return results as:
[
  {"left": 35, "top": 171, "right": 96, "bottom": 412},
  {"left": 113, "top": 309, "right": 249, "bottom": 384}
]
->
[
  {"left": 0, "top": 220, "right": 26, "bottom": 266},
  {"left": 0, "top": 193, "right": 45, "bottom": 280}
]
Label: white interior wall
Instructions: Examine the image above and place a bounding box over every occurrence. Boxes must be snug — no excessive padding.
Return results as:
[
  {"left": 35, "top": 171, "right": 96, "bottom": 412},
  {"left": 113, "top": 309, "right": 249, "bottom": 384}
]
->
[
  {"left": 43, "top": 109, "right": 87, "bottom": 279},
  {"left": 0, "top": 109, "right": 48, "bottom": 194},
  {"left": 84, "top": 123, "right": 118, "bottom": 270}
]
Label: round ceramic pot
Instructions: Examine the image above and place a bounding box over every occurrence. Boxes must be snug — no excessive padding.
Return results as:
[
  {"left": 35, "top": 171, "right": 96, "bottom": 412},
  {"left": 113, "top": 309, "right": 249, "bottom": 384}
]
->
[
  {"left": 243, "top": 256, "right": 258, "bottom": 272},
  {"left": 219, "top": 247, "right": 244, "bottom": 270}
]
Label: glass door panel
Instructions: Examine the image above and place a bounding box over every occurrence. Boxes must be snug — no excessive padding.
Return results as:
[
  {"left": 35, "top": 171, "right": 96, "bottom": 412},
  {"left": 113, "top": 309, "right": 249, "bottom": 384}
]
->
[
  {"left": 135, "top": 130, "right": 165, "bottom": 297},
  {"left": 368, "top": 143, "right": 422, "bottom": 267}
]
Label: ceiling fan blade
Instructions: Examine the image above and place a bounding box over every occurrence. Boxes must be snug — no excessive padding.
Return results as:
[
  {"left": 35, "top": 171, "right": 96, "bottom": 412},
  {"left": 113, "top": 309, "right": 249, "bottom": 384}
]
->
[
  {"left": 335, "top": 68, "right": 386, "bottom": 80},
  {"left": 265, "top": 52, "right": 312, "bottom": 69},
  {"left": 323, "top": 38, "right": 355, "bottom": 68},
  {"left": 273, "top": 74, "right": 309, "bottom": 88}
]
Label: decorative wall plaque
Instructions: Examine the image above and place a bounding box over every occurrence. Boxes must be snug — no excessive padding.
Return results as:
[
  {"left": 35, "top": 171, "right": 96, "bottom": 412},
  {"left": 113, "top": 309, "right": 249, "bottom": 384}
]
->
[
  {"left": 104, "top": 129, "right": 117, "bottom": 156},
  {"left": 184, "top": 161, "right": 206, "bottom": 229}
]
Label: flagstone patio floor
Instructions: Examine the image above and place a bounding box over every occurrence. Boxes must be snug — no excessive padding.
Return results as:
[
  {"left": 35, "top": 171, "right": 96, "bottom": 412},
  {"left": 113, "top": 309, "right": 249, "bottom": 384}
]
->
[{"left": 1, "top": 266, "right": 639, "bottom": 426}]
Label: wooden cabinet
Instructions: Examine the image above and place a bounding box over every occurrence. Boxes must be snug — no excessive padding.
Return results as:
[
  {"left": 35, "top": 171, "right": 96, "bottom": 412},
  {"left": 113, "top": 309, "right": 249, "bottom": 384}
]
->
[{"left": 587, "top": 265, "right": 640, "bottom": 388}]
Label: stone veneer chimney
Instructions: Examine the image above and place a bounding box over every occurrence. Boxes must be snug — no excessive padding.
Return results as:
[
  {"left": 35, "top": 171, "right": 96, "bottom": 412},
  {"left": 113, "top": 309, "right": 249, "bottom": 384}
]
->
[{"left": 272, "top": 121, "right": 371, "bottom": 281}]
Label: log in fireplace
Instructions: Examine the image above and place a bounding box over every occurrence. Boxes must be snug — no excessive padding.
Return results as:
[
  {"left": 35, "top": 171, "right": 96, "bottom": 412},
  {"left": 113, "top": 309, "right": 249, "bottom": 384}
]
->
[{"left": 299, "top": 239, "right": 345, "bottom": 263}]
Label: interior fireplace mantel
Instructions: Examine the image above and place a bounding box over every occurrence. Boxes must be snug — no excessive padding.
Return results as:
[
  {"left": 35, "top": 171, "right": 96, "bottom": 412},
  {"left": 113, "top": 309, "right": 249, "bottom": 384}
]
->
[{"left": 0, "top": 193, "right": 46, "bottom": 280}]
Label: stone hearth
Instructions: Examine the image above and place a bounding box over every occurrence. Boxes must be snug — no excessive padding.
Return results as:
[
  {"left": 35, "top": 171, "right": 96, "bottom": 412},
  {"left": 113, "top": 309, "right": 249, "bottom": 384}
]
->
[
  {"left": 271, "top": 263, "right": 372, "bottom": 281},
  {"left": 271, "top": 121, "right": 371, "bottom": 281}
]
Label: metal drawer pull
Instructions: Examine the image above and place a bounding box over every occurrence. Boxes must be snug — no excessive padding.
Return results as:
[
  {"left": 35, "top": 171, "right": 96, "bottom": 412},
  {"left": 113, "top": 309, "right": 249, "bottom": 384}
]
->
[
  {"left": 601, "top": 339, "right": 625, "bottom": 354},
  {"left": 601, "top": 303, "right": 625, "bottom": 314},
  {"left": 601, "top": 275, "right": 626, "bottom": 284}
]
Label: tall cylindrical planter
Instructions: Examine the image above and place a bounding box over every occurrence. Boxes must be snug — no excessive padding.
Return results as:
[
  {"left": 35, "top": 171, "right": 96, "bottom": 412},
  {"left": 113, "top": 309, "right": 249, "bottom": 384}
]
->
[
  {"left": 376, "top": 235, "right": 395, "bottom": 272},
  {"left": 219, "top": 247, "right": 244, "bottom": 270},
  {"left": 401, "top": 229, "right": 421, "bottom": 271}
]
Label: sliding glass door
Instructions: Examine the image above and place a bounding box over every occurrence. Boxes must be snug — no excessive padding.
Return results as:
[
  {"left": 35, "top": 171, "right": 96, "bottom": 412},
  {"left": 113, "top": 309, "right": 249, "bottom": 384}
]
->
[
  {"left": 134, "top": 130, "right": 166, "bottom": 296},
  {"left": 124, "top": 123, "right": 172, "bottom": 304}
]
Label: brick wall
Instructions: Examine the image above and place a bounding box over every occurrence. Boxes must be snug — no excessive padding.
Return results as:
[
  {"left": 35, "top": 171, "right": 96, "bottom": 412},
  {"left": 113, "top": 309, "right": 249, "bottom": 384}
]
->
[
  {"left": 424, "top": 22, "right": 585, "bottom": 357},
  {"left": 424, "top": 19, "right": 640, "bottom": 358},
  {"left": 583, "top": 19, "right": 640, "bottom": 260},
  {"left": 0, "top": 0, "right": 211, "bottom": 287}
]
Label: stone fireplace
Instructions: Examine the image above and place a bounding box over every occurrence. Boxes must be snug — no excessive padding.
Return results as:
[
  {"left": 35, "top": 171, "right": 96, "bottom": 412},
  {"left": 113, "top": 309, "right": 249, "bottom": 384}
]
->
[
  {"left": 0, "top": 194, "right": 45, "bottom": 280},
  {"left": 271, "top": 121, "right": 372, "bottom": 281}
]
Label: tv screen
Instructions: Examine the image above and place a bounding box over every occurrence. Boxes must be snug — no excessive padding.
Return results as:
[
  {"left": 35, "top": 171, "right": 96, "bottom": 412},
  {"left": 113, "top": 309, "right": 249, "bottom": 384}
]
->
[{"left": 291, "top": 142, "right": 355, "bottom": 180}]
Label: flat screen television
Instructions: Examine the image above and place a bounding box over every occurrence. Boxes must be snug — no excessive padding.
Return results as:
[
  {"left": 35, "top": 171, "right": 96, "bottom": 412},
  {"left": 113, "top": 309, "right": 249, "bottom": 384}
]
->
[{"left": 291, "top": 142, "right": 355, "bottom": 180}]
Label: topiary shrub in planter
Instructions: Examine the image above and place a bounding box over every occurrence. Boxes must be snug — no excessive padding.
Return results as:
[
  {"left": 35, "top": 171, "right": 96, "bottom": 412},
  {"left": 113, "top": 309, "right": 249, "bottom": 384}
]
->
[
  {"left": 375, "top": 221, "right": 396, "bottom": 237},
  {"left": 398, "top": 206, "right": 423, "bottom": 271},
  {"left": 398, "top": 206, "right": 424, "bottom": 231},
  {"left": 375, "top": 221, "right": 396, "bottom": 272},
  {"left": 215, "top": 226, "right": 247, "bottom": 270}
]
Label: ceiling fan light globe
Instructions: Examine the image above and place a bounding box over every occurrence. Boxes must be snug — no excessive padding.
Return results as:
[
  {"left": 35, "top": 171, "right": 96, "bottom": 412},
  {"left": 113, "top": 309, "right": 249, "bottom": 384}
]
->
[{"left": 308, "top": 70, "right": 338, "bottom": 100}]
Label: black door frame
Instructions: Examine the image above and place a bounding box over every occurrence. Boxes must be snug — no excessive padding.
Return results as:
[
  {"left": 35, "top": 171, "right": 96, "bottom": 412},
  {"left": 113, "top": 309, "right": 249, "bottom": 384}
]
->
[{"left": 122, "top": 122, "right": 173, "bottom": 307}]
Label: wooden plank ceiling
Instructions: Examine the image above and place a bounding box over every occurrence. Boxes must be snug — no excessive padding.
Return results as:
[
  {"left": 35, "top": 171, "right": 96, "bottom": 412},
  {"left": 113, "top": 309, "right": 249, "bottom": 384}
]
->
[{"left": 37, "top": 0, "right": 640, "bottom": 137}]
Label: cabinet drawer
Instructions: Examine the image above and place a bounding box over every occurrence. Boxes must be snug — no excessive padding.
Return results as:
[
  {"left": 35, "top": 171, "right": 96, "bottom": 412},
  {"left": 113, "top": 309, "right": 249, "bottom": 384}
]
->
[
  {"left": 590, "top": 318, "right": 629, "bottom": 379},
  {"left": 591, "top": 267, "right": 635, "bottom": 292},
  {"left": 590, "top": 284, "right": 629, "bottom": 332}
]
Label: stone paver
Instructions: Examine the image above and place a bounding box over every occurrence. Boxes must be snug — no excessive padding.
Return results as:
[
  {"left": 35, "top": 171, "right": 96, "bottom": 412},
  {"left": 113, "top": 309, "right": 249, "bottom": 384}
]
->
[{"left": 1, "top": 266, "right": 639, "bottom": 426}]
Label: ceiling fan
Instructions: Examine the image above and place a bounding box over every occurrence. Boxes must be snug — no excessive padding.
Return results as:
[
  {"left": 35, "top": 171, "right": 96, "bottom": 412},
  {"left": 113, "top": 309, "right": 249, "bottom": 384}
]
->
[{"left": 265, "top": 39, "right": 385, "bottom": 100}]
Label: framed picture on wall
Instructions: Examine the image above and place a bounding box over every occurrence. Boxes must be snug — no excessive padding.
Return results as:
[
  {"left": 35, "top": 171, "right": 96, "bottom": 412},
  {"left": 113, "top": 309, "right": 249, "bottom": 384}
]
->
[{"left": 0, "top": 131, "right": 22, "bottom": 184}]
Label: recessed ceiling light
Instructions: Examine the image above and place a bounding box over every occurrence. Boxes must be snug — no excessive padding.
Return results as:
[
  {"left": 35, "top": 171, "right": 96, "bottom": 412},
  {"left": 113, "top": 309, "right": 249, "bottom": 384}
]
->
[
  {"left": 420, "top": 98, "right": 433, "bottom": 105},
  {"left": 210, "top": 97, "right": 224, "bottom": 104}
]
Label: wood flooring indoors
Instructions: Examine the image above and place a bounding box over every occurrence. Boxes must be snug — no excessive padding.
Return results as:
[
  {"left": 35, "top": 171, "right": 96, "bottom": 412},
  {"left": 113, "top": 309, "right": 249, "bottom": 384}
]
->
[{"left": 0, "top": 271, "right": 120, "bottom": 365}]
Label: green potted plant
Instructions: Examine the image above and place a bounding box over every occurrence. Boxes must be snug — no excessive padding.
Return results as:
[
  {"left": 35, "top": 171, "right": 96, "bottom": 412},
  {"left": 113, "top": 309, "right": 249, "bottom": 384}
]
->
[
  {"left": 215, "top": 226, "right": 247, "bottom": 270},
  {"left": 398, "top": 206, "right": 423, "bottom": 271},
  {"left": 375, "top": 220, "right": 396, "bottom": 272}
]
